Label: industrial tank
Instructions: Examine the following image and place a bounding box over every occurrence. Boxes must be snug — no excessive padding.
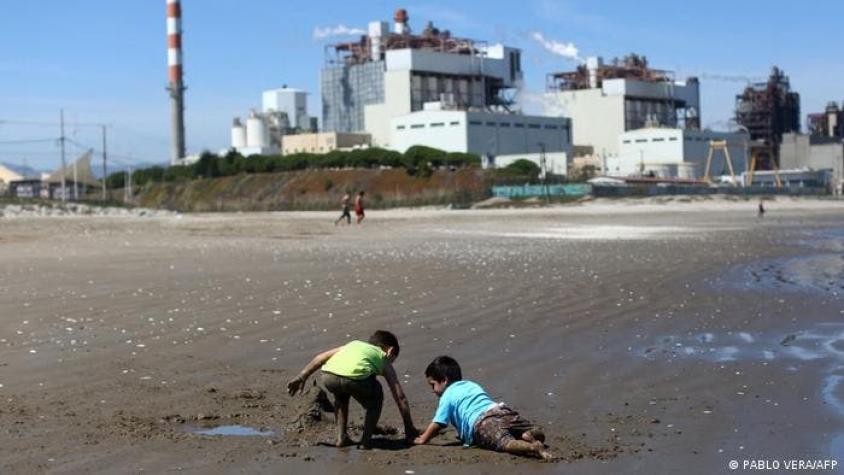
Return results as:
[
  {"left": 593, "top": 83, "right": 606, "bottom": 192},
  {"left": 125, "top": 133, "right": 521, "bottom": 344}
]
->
[
  {"left": 246, "top": 112, "right": 268, "bottom": 148},
  {"left": 231, "top": 118, "right": 246, "bottom": 149}
]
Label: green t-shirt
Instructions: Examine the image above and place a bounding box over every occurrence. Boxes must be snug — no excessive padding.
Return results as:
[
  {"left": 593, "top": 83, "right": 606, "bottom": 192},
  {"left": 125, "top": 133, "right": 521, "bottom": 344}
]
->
[{"left": 322, "top": 340, "right": 386, "bottom": 380}]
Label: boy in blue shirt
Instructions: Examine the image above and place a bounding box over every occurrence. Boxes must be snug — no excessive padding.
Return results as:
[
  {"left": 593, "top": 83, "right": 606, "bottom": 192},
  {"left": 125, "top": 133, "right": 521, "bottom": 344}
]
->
[{"left": 413, "top": 356, "right": 554, "bottom": 461}]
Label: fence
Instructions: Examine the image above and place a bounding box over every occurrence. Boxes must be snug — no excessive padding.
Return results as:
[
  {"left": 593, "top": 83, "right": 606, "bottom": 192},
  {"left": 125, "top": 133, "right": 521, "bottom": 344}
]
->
[{"left": 492, "top": 184, "right": 592, "bottom": 198}]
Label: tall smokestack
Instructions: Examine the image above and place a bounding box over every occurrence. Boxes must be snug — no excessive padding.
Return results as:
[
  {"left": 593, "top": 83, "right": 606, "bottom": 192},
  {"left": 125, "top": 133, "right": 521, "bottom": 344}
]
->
[{"left": 167, "top": 0, "right": 186, "bottom": 164}]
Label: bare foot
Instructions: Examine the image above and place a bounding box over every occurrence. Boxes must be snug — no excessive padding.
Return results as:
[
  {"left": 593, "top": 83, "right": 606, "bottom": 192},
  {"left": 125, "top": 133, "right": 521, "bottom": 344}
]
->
[
  {"left": 336, "top": 436, "right": 355, "bottom": 448},
  {"left": 522, "top": 429, "right": 546, "bottom": 444},
  {"left": 532, "top": 441, "right": 556, "bottom": 462}
]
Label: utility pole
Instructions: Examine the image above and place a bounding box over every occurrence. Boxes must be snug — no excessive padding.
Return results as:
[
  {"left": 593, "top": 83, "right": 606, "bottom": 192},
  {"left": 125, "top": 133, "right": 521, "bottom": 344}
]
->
[
  {"left": 73, "top": 156, "right": 78, "bottom": 201},
  {"left": 538, "top": 142, "right": 549, "bottom": 205},
  {"left": 124, "top": 165, "right": 133, "bottom": 203},
  {"left": 59, "top": 109, "right": 67, "bottom": 202},
  {"left": 101, "top": 125, "right": 108, "bottom": 201}
]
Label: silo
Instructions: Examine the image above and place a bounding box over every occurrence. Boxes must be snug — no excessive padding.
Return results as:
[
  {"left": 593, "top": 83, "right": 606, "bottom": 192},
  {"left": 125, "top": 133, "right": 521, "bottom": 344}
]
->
[
  {"left": 231, "top": 118, "right": 246, "bottom": 149},
  {"left": 246, "top": 112, "right": 267, "bottom": 148}
]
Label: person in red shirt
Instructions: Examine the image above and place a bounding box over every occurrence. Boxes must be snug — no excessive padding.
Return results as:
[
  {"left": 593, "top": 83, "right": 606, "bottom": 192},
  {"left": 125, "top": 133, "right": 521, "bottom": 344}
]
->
[{"left": 354, "top": 191, "right": 366, "bottom": 225}]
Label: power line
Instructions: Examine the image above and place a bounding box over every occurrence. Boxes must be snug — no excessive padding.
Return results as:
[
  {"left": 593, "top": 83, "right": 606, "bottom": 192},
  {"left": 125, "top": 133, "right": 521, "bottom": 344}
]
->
[{"left": 0, "top": 138, "right": 58, "bottom": 145}]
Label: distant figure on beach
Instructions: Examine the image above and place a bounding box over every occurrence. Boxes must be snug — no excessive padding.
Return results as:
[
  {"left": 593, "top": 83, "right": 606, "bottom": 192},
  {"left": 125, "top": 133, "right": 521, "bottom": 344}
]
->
[
  {"left": 335, "top": 192, "right": 351, "bottom": 226},
  {"left": 413, "top": 356, "right": 554, "bottom": 461},
  {"left": 354, "top": 191, "right": 366, "bottom": 225},
  {"left": 758, "top": 200, "right": 765, "bottom": 218},
  {"left": 287, "top": 330, "right": 416, "bottom": 448}
]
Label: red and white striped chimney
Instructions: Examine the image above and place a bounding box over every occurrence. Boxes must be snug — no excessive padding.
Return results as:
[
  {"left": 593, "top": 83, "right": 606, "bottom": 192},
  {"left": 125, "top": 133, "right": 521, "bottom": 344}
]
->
[{"left": 167, "top": 0, "right": 186, "bottom": 164}]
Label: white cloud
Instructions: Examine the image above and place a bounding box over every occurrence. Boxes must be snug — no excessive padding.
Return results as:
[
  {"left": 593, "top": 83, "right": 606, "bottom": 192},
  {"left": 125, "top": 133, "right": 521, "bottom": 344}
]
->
[
  {"left": 312, "top": 25, "right": 366, "bottom": 40},
  {"left": 530, "top": 31, "right": 583, "bottom": 63}
]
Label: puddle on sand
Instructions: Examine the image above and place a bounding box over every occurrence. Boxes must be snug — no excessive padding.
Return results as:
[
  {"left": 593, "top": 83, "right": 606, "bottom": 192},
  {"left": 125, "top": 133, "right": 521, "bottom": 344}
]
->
[
  {"left": 641, "top": 324, "right": 844, "bottom": 459},
  {"left": 714, "top": 226, "right": 844, "bottom": 295},
  {"left": 189, "top": 425, "right": 274, "bottom": 437}
]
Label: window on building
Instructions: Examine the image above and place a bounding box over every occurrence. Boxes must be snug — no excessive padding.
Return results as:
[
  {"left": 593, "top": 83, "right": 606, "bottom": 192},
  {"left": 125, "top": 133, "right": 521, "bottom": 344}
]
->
[
  {"left": 652, "top": 138, "right": 665, "bottom": 142},
  {"left": 430, "top": 122, "right": 445, "bottom": 127},
  {"left": 449, "top": 121, "right": 460, "bottom": 126},
  {"left": 635, "top": 139, "right": 647, "bottom": 143},
  {"left": 485, "top": 121, "right": 496, "bottom": 126},
  {"left": 469, "top": 121, "right": 482, "bottom": 126},
  {"left": 514, "top": 123, "right": 525, "bottom": 128},
  {"left": 499, "top": 122, "right": 511, "bottom": 127},
  {"left": 411, "top": 124, "right": 425, "bottom": 129},
  {"left": 528, "top": 124, "right": 541, "bottom": 129},
  {"left": 397, "top": 125, "right": 406, "bottom": 130},
  {"left": 544, "top": 125, "right": 559, "bottom": 130},
  {"left": 669, "top": 137, "right": 678, "bottom": 141},
  {"left": 623, "top": 140, "right": 632, "bottom": 144}
]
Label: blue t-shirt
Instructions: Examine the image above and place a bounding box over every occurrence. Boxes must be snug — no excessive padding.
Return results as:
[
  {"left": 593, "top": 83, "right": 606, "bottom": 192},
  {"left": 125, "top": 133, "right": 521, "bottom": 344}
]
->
[{"left": 432, "top": 380, "right": 495, "bottom": 445}]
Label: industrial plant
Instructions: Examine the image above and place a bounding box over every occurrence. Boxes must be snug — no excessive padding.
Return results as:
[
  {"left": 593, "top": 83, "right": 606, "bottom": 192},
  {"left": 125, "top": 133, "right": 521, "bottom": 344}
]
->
[{"left": 182, "top": 6, "right": 842, "bottom": 196}]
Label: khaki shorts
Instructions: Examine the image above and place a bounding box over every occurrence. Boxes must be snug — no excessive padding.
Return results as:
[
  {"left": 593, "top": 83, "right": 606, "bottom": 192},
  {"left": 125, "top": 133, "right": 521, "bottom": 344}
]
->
[{"left": 472, "top": 404, "right": 538, "bottom": 451}]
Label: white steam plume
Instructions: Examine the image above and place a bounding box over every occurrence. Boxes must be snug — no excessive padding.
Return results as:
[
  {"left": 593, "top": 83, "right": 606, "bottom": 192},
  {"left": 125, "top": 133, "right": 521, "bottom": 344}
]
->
[
  {"left": 312, "top": 25, "right": 366, "bottom": 40},
  {"left": 530, "top": 31, "right": 583, "bottom": 63}
]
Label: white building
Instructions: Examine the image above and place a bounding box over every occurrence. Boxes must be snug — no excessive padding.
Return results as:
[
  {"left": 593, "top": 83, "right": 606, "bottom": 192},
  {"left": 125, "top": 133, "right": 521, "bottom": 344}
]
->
[
  {"left": 321, "top": 10, "right": 523, "bottom": 149},
  {"left": 230, "top": 87, "right": 318, "bottom": 157},
  {"left": 544, "top": 55, "right": 700, "bottom": 159},
  {"left": 390, "top": 105, "right": 572, "bottom": 174},
  {"left": 262, "top": 87, "right": 313, "bottom": 131},
  {"left": 609, "top": 128, "right": 748, "bottom": 179}
]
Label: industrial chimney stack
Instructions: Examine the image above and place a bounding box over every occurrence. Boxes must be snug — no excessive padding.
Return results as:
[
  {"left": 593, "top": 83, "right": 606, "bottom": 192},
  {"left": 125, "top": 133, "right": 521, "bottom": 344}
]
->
[{"left": 167, "top": 0, "right": 186, "bottom": 164}]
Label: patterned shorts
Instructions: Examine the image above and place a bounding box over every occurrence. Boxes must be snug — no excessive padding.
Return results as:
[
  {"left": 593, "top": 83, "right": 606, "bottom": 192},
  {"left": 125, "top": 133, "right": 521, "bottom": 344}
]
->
[{"left": 472, "top": 404, "right": 539, "bottom": 451}]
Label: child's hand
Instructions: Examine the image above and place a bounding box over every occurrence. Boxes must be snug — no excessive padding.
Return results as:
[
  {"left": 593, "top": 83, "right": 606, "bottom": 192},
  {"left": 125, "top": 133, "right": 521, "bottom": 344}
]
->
[{"left": 286, "top": 376, "right": 305, "bottom": 396}]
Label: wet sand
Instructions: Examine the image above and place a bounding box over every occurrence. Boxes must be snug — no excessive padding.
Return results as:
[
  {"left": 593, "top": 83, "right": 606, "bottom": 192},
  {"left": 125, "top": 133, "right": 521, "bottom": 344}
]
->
[{"left": 1, "top": 197, "right": 844, "bottom": 473}]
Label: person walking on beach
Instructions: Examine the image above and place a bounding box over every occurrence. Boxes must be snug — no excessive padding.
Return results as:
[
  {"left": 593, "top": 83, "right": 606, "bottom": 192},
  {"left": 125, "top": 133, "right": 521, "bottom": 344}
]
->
[
  {"left": 758, "top": 199, "right": 765, "bottom": 218},
  {"left": 354, "top": 191, "right": 366, "bottom": 225},
  {"left": 335, "top": 192, "right": 352, "bottom": 226}
]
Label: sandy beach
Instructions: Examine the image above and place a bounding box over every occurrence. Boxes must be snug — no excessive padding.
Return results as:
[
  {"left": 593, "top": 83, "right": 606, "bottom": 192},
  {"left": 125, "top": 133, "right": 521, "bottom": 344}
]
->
[{"left": 2, "top": 196, "right": 844, "bottom": 474}]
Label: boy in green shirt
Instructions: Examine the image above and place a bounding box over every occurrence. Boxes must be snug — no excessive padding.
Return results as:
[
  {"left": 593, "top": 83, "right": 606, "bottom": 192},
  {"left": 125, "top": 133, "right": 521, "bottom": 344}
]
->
[{"left": 287, "top": 330, "right": 417, "bottom": 448}]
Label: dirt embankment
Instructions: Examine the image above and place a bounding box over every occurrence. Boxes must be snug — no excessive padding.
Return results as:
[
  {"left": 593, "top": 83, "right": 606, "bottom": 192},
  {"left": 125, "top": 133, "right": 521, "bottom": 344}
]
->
[{"left": 134, "top": 168, "right": 490, "bottom": 212}]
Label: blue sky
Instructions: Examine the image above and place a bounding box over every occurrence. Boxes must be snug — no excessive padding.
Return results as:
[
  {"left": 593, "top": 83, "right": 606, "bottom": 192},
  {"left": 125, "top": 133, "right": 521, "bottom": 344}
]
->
[{"left": 1, "top": 0, "right": 842, "bottom": 171}]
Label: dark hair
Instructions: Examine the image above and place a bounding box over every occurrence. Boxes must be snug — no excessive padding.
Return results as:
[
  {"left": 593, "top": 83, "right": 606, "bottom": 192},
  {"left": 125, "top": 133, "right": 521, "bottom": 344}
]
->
[
  {"left": 425, "top": 356, "right": 462, "bottom": 383},
  {"left": 369, "top": 330, "right": 399, "bottom": 357}
]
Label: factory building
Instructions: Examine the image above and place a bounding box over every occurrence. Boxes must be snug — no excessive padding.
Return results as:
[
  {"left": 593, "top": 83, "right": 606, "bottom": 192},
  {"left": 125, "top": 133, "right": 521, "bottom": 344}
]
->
[
  {"left": 390, "top": 103, "right": 571, "bottom": 174},
  {"left": 544, "top": 55, "right": 701, "bottom": 159},
  {"left": 735, "top": 67, "right": 800, "bottom": 169},
  {"left": 230, "top": 86, "right": 318, "bottom": 156},
  {"left": 281, "top": 132, "right": 371, "bottom": 155},
  {"left": 609, "top": 128, "right": 748, "bottom": 180},
  {"left": 320, "top": 9, "right": 524, "bottom": 150},
  {"left": 807, "top": 101, "right": 844, "bottom": 140}
]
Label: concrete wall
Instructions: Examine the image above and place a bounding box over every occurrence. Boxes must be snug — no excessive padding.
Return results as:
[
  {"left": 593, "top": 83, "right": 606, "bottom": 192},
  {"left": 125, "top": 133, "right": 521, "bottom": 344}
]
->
[
  {"left": 390, "top": 110, "right": 572, "bottom": 159},
  {"left": 809, "top": 142, "right": 844, "bottom": 194},
  {"left": 390, "top": 111, "right": 468, "bottom": 153},
  {"left": 363, "top": 70, "right": 413, "bottom": 148},
  {"left": 546, "top": 88, "right": 625, "bottom": 157},
  {"left": 780, "top": 133, "right": 811, "bottom": 169}
]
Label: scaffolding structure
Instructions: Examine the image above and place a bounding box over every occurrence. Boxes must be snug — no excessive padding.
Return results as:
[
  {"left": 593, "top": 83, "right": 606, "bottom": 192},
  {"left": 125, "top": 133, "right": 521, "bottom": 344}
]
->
[
  {"left": 735, "top": 66, "right": 800, "bottom": 169},
  {"left": 546, "top": 54, "right": 673, "bottom": 91},
  {"left": 807, "top": 101, "right": 844, "bottom": 139}
]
